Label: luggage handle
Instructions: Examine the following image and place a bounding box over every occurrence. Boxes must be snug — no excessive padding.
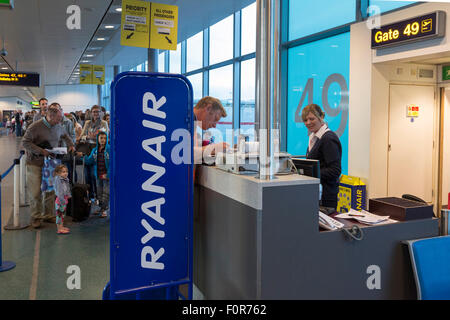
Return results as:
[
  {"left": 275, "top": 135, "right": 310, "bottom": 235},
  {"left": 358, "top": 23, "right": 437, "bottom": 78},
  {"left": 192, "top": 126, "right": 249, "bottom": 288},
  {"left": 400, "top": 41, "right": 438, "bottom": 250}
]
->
[{"left": 72, "top": 154, "right": 86, "bottom": 184}]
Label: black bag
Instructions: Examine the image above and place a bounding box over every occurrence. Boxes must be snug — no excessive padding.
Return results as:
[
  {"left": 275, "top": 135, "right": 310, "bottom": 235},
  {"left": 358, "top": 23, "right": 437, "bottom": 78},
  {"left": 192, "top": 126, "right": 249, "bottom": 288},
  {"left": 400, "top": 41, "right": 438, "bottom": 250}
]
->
[{"left": 69, "top": 156, "right": 91, "bottom": 222}]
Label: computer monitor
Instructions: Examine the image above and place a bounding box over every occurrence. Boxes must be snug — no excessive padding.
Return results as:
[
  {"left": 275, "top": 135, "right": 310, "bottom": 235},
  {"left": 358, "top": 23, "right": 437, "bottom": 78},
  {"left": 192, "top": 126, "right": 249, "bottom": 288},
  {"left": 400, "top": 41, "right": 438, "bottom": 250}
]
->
[{"left": 291, "top": 157, "right": 320, "bottom": 179}]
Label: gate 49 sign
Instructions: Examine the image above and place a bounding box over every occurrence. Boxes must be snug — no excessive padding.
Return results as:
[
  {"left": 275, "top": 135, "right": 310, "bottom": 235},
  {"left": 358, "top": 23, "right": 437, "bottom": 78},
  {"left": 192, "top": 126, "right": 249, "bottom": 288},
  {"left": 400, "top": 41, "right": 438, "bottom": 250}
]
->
[{"left": 110, "top": 72, "right": 193, "bottom": 296}]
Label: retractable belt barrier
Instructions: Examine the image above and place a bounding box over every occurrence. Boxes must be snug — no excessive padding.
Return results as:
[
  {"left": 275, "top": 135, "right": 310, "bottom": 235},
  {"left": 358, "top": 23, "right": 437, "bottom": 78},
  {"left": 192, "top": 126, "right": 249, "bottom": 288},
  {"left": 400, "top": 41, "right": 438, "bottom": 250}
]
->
[{"left": 0, "top": 151, "right": 28, "bottom": 272}]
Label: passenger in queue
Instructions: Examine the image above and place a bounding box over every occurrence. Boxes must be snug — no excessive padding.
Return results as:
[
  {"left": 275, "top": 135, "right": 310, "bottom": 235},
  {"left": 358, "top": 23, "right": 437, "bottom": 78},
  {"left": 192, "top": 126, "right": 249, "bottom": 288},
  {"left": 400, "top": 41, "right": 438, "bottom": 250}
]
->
[
  {"left": 22, "top": 104, "right": 75, "bottom": 228},
  {"left": 33, "top": 98, "right": 48, "bottom": 122},
  {"left": 193, "top": 96, "right": 229, "bottom": 163},
  {"left": 78, "top": 105, "right": 109, "bottom": 200},
  {"left": 302, "top": 104, "right": 342, "bottom": 210}
]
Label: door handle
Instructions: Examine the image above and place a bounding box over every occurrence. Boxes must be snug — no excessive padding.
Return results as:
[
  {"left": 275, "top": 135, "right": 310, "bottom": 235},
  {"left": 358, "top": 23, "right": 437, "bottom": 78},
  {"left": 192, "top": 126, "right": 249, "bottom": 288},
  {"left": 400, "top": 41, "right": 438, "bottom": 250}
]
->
[{"left": 388, "top": 144, "right": 391, "bottom": 151}]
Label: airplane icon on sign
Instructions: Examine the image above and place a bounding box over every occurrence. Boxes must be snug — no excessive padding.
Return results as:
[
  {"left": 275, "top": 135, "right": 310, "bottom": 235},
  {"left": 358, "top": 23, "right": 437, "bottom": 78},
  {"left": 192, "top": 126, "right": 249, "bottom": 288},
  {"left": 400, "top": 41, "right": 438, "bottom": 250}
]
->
[{"left": 421, "top": 19, "right": 432, "bottom": 33}]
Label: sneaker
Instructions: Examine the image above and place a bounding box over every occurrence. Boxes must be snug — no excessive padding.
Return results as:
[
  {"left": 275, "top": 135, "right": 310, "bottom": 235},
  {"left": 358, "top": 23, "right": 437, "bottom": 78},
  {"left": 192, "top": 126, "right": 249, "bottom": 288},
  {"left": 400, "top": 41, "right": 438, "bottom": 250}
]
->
[{"left": 31, "top": 218, "right": 41, "bottom": 229}]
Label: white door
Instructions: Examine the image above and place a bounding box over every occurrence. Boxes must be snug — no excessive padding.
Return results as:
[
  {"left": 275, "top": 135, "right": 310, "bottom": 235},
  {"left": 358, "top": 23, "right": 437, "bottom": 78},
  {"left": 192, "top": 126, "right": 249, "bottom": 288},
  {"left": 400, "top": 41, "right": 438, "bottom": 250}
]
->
[{"left": 388, "top": 84, "right": 435, "bottom": 203}]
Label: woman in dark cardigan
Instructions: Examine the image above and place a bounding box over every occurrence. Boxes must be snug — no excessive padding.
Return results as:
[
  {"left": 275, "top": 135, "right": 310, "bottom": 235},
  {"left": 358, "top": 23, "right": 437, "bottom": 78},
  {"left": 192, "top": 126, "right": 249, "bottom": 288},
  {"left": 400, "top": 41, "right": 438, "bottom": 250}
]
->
[{"left": 302, "top": 104, "right": 342, "bottom": 210}]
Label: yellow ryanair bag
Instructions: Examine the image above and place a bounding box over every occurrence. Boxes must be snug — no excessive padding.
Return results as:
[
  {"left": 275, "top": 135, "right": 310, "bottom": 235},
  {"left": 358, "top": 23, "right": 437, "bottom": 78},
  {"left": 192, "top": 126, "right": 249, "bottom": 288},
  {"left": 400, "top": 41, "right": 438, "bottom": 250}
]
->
[{"left": 337, "top": 175, "right": 367, "bottom": 213}]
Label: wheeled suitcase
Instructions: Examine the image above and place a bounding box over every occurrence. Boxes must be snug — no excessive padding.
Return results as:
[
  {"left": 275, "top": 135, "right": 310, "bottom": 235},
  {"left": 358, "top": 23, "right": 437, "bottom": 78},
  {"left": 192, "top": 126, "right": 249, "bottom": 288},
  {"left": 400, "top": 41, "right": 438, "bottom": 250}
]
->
[{"left": 70, "top": 156, "right": 91, "bottom": 222}]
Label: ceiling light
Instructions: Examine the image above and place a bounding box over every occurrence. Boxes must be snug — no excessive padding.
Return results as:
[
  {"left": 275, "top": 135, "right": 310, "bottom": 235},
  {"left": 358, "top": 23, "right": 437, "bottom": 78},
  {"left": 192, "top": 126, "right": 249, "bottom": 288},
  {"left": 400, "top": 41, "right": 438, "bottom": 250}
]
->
[
  {"left": 81, "top": 60, "right": 90, "bottom": 63},
  {"left": 104, "top": 25, "right": 115, "bottom": 29},
  {"left": 1, "top": 67, "right": 8, "bottom": 70},
  {"left": 87, "top": 47, "right": 101, "bottom": 50},
  {"left": 115, "top": 7, "right": 122, "bottom": 12},
  {"left": 96, "top": 38, "right": 106, "bottom": 41},
  {"left": 85, "top": 54, "right": 94, "bottom": 57}
]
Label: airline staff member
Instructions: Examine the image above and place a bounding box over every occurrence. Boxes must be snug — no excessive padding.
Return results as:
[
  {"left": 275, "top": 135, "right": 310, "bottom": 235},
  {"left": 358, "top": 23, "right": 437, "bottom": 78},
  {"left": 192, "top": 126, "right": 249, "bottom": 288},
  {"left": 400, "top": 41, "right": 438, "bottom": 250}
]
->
[{"left": 302, "top": 104, "right": 342, "bottom": 210}]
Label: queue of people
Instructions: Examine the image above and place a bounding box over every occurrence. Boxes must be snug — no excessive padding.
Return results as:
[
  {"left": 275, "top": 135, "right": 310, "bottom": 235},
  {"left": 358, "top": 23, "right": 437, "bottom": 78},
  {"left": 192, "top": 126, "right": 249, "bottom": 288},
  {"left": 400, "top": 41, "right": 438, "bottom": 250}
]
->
[{"left": 21, "top": 99, "right": 111, "bottom": 234}]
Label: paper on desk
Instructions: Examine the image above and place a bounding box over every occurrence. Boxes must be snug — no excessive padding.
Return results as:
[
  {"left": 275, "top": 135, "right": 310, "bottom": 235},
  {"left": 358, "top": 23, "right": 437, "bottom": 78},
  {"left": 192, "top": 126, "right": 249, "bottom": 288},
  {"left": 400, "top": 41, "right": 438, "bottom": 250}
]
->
[
  {"left": 45, "top": 147, "right": 67, "bottom": 155},
  {"left": 335, "top": 208, "right": 391, "bottom": 225}
]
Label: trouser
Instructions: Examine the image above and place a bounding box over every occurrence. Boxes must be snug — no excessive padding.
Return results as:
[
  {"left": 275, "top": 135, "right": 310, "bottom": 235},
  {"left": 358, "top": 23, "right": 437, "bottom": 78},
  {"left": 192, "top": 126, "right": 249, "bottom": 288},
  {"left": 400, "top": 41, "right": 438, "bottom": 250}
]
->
[
  {"left": 84, "top": 164, "right": 97, "bottom": 199},
  {"left": 26, "top": 164, "right": 55, "bottom": 220},
  {"left": 55, "top": 196, "right": 69, "bottom": 225},
  {"left": 96, "top": 178, "right": 110, "bottom": 211}
]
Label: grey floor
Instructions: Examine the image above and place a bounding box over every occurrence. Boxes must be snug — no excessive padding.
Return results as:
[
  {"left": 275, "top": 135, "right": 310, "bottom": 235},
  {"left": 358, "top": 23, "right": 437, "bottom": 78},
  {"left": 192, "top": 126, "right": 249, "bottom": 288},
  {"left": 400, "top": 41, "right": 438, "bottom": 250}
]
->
[{"left": 0, "top": 132, "right": 203, "bottom": 300}]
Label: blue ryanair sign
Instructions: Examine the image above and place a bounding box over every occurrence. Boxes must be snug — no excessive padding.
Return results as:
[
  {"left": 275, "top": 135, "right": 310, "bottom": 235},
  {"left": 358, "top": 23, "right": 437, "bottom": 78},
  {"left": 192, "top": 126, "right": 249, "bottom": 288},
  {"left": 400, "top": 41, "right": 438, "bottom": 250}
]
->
[{"left": 106, "top": 72, "right": 193, "bottom": 299}]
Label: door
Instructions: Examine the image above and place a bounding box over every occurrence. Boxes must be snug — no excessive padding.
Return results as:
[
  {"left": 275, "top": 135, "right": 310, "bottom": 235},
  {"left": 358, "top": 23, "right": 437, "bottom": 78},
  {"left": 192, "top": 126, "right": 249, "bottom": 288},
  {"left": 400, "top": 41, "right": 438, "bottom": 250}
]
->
[{"left": 388, "top": 84, "right": 435, "bottom": 203}]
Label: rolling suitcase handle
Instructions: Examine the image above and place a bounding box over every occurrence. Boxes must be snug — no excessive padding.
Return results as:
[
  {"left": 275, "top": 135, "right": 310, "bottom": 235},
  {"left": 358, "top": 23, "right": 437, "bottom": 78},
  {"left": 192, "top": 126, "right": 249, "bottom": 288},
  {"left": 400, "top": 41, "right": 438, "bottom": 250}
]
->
[{"left": 72, "top": 154, "right": 86, "bottom": 184}]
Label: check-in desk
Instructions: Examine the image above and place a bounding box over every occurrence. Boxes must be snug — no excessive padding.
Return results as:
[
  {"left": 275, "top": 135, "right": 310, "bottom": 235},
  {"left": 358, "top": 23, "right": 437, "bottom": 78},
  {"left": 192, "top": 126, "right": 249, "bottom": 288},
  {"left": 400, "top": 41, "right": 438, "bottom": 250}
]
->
[{"left": 194, "top": 165, "right": 439, "bottom": 299}]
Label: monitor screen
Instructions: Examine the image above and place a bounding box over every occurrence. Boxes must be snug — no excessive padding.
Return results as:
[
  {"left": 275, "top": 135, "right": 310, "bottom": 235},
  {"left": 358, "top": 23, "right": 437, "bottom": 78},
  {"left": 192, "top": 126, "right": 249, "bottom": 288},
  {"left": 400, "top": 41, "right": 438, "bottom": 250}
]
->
[{"left": 292, "top": 158, "right": 320, "bottom": 178}]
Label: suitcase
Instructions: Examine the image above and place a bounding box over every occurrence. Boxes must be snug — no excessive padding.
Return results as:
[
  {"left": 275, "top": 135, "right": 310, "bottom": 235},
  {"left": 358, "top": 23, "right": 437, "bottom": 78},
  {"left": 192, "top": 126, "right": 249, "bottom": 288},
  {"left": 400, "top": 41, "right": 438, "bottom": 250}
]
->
[{"left": 69, "top": 156, "right": 91, "bottom": 222}]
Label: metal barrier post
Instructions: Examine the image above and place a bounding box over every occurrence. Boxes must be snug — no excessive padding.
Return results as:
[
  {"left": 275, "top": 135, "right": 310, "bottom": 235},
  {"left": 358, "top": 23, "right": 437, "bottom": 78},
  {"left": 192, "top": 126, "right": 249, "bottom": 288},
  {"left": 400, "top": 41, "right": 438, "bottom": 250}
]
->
[
  {"left": 19, "top": 150, "right": 27, "bottom": 206},
  {"left": 0, "top": 176, "right": 16, "bottom": 272},
  {"left": 4, "top": 156, "right": 29, "bottom": 230},
  {"left": 441, "top": 209, "right": 449, "bottom": 236}
]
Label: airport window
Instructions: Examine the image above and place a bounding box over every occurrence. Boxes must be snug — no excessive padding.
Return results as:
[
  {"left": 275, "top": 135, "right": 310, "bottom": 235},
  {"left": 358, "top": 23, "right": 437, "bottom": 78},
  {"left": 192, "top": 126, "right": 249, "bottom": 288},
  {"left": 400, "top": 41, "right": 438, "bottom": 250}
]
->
[
  {"left": 240, "top": 58, "right": 255, "bottom": 140},
  {"left": 288, "top": 0, "right": 356, "bottom": 41},
  {"left": 286, "top": 32, "right": 350, "bottom": 174},
  {"left": 187, "top": 73, "right": 203, "bottom": 104},
  {"left": 158, "top": 51, "right": 165, "bottom": 72},
  {"left": 209, "top": 15, "right": 234, "bottom": 65},
  {"left": 369, "top": 0, "right": 416, "bottom": 14},
  {"left": 169, "top": 43, "right": 182, "bottom": 74},
  {"left": 186, "top": 31, "right": 203, "bottom": 72},
  {"left": 209, "top": 64, "right": 233, "bottom": 142},
  {"left": 241, "top": 2, "right": 256, "bottom": 56}
]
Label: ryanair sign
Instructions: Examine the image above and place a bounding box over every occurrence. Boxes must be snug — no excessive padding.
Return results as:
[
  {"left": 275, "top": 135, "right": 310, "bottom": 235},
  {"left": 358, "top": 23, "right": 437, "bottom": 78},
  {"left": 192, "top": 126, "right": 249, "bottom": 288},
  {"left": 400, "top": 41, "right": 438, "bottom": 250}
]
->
[{"left": 371, "top": 11, "right": 446, "bottom": 49}]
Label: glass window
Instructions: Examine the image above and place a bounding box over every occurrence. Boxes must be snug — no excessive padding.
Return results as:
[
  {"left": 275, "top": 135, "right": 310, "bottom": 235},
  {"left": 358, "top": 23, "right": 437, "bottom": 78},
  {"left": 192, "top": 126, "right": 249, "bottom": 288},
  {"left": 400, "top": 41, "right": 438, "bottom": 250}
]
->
[
  {"left": 209, "top": 15, "right": 234, "bottom": 65},
  {"left": 287, "top": 33, "right": 350, "bottom": 174},
  {"left": 187, "top": 31, "right": 203, "bottom": 72},
  {"left": 169, "top": 43, "right": 181, "bottom": 74},
  {"left": 369, "top": 0, "right": 416, "bottom": 15},
  {"left": 136, "top": 63, "right": 143, "bottom": 72},
  {"left": 158, "top": 52, "right": 165, "bottom": 72},
  {"left": 288, "top": 0, "right": 355, "bottom": 41},
  {"left": 240, "top": 58, "right": 255, "bottom": 141},
  {"left": 187, "top": 73, "right": 203, "bottom": 105},
  {"left": 241, "top": 2, "right": 256, "bottom": 56},
  {"left": 208, "top": 65, "right": 233, "bottom": 143}
]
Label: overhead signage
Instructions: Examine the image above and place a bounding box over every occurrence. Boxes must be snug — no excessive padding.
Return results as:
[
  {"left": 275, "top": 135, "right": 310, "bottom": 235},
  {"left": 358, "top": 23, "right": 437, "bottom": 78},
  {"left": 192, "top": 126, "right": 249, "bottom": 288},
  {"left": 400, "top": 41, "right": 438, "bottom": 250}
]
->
[
  {"left": 92, "top": 65, "right": 105, "bottom": 85},
  {"left": 79, "top": 64, "right": 105, "bottom": 84},
  {"left": 30, "top": 101, "right": 40, "bottom": 109},
  {"left": 149, "top": 2, "right": 178, "bottom": 50},
  {"left": 407, "top": 105, "right": 420, "bottom": 118},
  {"left": 0, "top": 0, "right": 13, "bottom": 9},
  {"left": 120, "top": 0, "right": 151, "bottom": 48},
  {"left": 121, "top": 0, "right": 178, "bottom": 51},
  {"left": 443, "top": 65, "right": 450, "bottom": 81},
  {"left": 371, "top": 11, "right": 446, "bottom": 49},
  {"left": 79, "top": 64, "right": 93, "bottom": 84},
  {"left": 0, "top": 72, "right": 39, "bottom": 87},
  {"left": 108, "top": 72, "right": 193, "bottom": 298}
]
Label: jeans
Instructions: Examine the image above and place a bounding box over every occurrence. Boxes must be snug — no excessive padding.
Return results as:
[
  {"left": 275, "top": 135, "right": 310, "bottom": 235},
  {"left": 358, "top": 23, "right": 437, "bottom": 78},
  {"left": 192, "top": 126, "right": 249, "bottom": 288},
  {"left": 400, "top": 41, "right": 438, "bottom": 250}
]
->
[
  {"left": 26, "top": 164, "right": 55, "bottom": 220},
  {"left": 96, "top": 178, "right": 110, "bottom": 211}
]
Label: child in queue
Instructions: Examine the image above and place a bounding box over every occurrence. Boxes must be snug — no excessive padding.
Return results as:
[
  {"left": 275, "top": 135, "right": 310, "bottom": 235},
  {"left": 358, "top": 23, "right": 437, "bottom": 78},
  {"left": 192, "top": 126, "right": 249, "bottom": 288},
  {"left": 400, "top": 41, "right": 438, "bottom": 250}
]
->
[
  {"left": 53, "top": 164, "right": 71, "bottom": 234},
  {"left": 77, "top": 131, "right": 110, "bottom": 218}
]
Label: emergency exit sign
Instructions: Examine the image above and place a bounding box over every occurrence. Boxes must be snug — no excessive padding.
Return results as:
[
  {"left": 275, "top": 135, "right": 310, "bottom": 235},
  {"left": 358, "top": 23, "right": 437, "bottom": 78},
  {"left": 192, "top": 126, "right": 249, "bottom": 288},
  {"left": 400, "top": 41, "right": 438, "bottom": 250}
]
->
[
  {"left": 443, "top": 66, "right": 450, "bottom": 81},
  {"left": 0, "top": 0, "right": 13, "bottom": 9}
]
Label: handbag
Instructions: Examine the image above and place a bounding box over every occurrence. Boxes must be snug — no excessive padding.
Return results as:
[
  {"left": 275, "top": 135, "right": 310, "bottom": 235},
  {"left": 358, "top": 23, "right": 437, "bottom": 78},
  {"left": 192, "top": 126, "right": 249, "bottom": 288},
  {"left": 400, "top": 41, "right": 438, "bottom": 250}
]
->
[{"left": 41, "top": 157, "right": 62, "bottom": 193}]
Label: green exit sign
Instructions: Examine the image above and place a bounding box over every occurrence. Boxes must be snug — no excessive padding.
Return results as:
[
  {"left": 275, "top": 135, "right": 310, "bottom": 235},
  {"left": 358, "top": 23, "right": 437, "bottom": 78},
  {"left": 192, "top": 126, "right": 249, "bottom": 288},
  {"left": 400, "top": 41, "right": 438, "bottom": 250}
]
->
[
  {"left": 443, "top": 66, "right": 450, "bottom": 81},
  {"left": 0, "top": 0, "right": 13, "bottom": 9}
]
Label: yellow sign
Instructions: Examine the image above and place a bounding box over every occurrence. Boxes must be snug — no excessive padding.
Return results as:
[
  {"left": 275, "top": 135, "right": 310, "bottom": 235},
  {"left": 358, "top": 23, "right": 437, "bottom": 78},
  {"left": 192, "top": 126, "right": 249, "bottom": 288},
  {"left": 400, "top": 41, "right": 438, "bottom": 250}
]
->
[
  {"left": 407, "top": 105, "right": 420, "bottom": 117},
  {"left": 79, "top": 64, "right": 93, "bottom": 84},
  {"left": 120, "top": 1, "right": 178, "bottom": 51},
  {"left": 92, "top": 65, "right": 105, "bottom": 85},
  {"left": 149, "top": 2, "right": 178, "bottom": 50},
  {"left": 120, "top": 0, "right": 151, "bottom": 48}
]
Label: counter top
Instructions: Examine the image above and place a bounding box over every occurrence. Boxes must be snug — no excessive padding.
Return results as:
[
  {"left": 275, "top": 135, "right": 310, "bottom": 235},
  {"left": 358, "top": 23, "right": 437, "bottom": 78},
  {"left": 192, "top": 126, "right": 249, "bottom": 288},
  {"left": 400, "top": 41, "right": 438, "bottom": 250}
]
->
[{"left": 196, "top": 165, "right": 319, "bottom": 210}]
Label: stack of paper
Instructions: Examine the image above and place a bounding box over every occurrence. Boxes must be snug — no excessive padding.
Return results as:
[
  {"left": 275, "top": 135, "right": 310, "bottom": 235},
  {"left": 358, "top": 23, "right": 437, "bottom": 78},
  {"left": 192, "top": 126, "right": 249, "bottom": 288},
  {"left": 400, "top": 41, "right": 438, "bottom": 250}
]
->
[{"left": 335, "top": 208, "right": 395, "bottom": 225}]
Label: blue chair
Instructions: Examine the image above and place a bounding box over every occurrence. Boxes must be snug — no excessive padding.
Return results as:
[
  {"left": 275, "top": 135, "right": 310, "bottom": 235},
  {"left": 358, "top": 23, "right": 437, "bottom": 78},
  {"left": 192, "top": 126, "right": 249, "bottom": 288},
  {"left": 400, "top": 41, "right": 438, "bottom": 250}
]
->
[{"left": 404, "top": 236, "right": 450, "bottom": 300}]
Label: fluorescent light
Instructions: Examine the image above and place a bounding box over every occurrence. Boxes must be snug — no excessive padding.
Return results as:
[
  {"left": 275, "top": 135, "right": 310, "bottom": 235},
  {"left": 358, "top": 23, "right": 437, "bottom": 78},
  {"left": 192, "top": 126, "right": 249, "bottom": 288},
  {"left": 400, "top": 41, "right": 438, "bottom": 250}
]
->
[
  {"left": 96, "top": 38, "right": 106, "bottom": 41},
  {"left": 85, "top": 54, "right": 94, "bottom": 57},
  {"left": 104, "top": 25, "right": 115, "bottom": 29},
  {"left": 81, "top": 60, "right": 90, "bottom": 63},
  {"left": 1, "top": 67, "right": 7, "bottom": 70},
  {"left": 87, "top": 47, "right": 101, "bottom": 50},
  {"left": 115, "top": 7, "right": 122, "bottom": 12}
]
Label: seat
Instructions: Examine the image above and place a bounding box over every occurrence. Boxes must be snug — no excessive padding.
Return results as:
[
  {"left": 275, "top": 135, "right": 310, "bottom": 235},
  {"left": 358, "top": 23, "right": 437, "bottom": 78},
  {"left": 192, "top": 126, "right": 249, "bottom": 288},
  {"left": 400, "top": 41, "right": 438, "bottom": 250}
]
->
[{"left": 404, "top": 236, "right": 450, "bottom": 300}]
